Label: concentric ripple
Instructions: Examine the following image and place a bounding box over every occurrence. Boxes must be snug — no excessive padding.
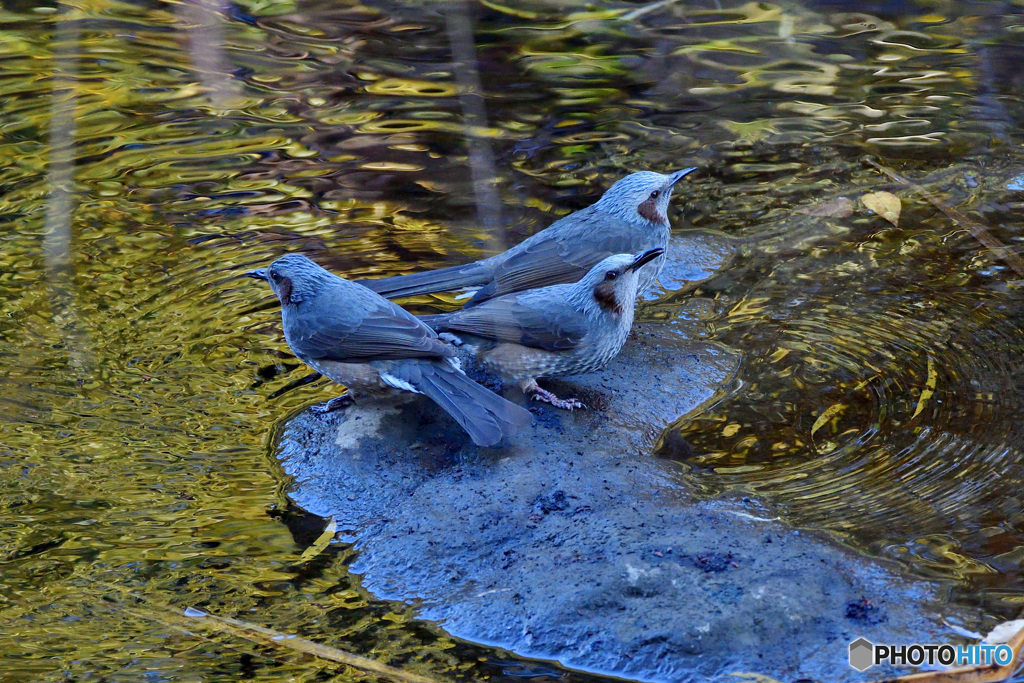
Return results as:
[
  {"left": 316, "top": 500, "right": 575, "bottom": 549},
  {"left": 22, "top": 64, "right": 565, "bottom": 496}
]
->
[
  {"left": 1, "top": 0, "right": 1023, "bottom": 677},
  {"left": 662, "top": 219, "right": 1024, "bottom": 584}
]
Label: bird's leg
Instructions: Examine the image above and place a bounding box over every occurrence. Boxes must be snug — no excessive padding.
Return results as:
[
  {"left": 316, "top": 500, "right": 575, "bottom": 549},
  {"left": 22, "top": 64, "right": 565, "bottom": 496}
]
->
[
  {"left": 438, "top": 332, "right": 463, "bottom": 346},
  {"left": 310, "top": 391, "right": 354, "bottom": 414},
  {"left": 520, "top": 379, "right": 586, "bottom": 411}
]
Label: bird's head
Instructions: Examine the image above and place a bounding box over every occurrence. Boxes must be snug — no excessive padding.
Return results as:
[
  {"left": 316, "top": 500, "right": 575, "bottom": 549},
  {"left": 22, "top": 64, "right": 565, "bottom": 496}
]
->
[
  {"left": 246, "top": 253, "right": 334, "bottom": 306},
  {"left": 582, "top": 248, "right": 664, "bottom": 316},
  {"left": 592, "top": 168, "right": 697, "bottom": 226}
]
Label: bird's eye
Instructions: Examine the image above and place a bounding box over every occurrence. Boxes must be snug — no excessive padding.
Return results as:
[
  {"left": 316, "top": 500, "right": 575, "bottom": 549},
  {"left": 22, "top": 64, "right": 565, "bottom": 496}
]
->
[
  {"left": 605, "top": 271, "right": 618, "bottom": 281},
  {"left": 650, "top": 190, "right": 660, "bottom": 199}
]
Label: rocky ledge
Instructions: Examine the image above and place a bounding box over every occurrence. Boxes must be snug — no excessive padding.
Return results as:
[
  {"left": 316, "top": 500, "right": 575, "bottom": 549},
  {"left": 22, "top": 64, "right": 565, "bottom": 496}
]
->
[{"left": 273, "top": 232, "right": 983, "bottom": 682}]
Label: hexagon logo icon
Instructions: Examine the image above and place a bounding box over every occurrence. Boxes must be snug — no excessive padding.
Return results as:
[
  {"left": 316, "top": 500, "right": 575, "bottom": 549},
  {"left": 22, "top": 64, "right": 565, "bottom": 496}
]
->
[{"left": 849, "top": 637, "right": 874, "bottom": 672}]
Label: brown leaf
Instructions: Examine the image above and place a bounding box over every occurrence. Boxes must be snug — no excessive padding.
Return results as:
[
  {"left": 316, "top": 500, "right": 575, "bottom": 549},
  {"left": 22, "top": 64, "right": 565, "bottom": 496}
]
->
[
  {"left": 861, "top": 191, "right": 901, "bottom": 226},
  {"left": 796, "top": 197, "right": 854, "bottom": 218}
]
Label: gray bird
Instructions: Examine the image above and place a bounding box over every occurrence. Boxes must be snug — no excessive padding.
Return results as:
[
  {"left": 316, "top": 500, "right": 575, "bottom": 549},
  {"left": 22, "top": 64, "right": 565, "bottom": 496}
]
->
[
  {"left": 247, "top": 254, "right": 533, "bottom": 447},
  {"left": 359, "top": 168, "right": 697, "bottom": 306},
  {"left": 420, "top": 248, "right": 664, "bottom": 410}
]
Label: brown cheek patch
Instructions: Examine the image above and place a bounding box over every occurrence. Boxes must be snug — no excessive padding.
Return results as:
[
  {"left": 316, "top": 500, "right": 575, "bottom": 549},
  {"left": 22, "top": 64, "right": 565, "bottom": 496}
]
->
[
  {"left": 594, "top": 281, "right": 624, "bottom": 315},
  {"left": 278, "top": 277, "right": 293, "bottom": 306},
  {"left": 637, "top": 198, "right": 663, "bottom": 224}
]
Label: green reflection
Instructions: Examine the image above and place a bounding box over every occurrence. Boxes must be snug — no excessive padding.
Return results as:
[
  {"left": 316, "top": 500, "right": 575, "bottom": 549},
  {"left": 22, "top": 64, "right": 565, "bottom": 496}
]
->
[{"left": 1, "top": 0, "right": 1024, "bottom": 678}]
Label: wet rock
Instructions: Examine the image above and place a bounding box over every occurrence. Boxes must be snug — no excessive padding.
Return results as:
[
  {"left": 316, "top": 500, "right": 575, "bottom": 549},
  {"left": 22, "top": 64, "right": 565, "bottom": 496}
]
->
[
  {"left": 650, "top": 231, "right": 737, "bottom": 296},
  {"left": 273, "top": 236, "right": 982, "bottom": 682}
]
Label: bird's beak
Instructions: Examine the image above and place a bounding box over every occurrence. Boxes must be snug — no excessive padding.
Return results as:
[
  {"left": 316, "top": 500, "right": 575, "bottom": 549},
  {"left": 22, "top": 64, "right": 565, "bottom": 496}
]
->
[
  {"left": 246, "top": 268, "right": 268, "bottom": 281},
  {"left": 670, "top": 167, "right": 698, "bottom": 185},
  {"left": 629, "top": 247, "right": 665, "bottom": 271}
]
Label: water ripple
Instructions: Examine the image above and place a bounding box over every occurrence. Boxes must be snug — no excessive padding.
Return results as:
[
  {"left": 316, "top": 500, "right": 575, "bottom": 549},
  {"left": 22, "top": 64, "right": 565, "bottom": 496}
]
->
[{"left": 663, "top": 222, "right": 1024, "bottom": 585}]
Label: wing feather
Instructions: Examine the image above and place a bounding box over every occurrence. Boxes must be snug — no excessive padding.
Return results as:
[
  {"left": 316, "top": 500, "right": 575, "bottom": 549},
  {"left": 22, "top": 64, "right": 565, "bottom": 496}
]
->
[
  {"left": 470, "top": 209, "right": 646, "bottom": 305},
  {"left": 432, "top": 288, "right": 586, "bottom": 352},
  {"left": 286, "top": 283, "right": 453, "bottom": 362}
]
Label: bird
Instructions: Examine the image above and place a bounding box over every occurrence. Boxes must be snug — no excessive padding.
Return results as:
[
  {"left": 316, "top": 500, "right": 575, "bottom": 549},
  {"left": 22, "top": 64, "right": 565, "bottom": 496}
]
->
[
  {"left": 358, "top": 168, "right": 697, "bottom": 307},
  {"left": 247, "top": 254, "right": 533, "bottom": 447},
  {"left": 419, "top": 248, "right": 664, "bottom": 410}
]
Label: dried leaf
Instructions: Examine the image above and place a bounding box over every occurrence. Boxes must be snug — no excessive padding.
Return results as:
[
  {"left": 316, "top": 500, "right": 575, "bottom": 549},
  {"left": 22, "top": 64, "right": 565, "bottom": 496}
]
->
[
  {"left": 871, "top": 614, "right": 1024, "bottom": 682},
  {"left": 984, "top": 619, "right": 1024, "bottom": 644},
  {"left": 861, "top": 191, "right": 901, "bottom": 226},
  {"left": 866, "top": 158, "right": 1024, "bottom": 276},
  {"left": 810, "top": 403, "right": 846, "bottom": 438},
  {"left": 299, "top": 517, "right": 337, "bottom": 562},
  {"left": 796, "top": 197, "right": 854, "bottom": 218},
  {"left": 912, "top": 355, "right": 937, "bottom": 419}
]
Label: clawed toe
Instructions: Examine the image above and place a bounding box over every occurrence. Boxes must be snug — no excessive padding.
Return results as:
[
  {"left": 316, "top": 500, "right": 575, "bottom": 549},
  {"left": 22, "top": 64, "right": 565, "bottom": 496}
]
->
[
  {"left": 438, "top": 332, "right": 464, "bottom": 346},
  {"left": 530, "top": 387, "right": 586, "bottom": 411},
  {"left": 310, "top": 393, "right": 353, "bottom": 414}
]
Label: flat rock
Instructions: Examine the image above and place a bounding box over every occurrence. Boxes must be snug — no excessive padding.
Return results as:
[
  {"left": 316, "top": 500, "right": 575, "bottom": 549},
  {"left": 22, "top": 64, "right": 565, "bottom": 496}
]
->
[{"left": 273, "top": 233, "right": 981, "bottom": 682}]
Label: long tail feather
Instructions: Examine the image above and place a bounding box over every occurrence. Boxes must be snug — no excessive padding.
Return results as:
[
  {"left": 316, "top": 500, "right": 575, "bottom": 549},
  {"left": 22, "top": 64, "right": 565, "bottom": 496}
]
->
[
  {"left": 390, "top": 360, "right": 531, "bottom": 446},
  {"left": 357, "top": 262, "right": 492, "bottom": 300}
]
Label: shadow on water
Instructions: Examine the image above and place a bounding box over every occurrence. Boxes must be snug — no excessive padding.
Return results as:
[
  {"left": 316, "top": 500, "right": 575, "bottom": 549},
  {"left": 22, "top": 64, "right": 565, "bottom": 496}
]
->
[{"left": 1, "top": 0, "right": 1024, "bottom": 679}]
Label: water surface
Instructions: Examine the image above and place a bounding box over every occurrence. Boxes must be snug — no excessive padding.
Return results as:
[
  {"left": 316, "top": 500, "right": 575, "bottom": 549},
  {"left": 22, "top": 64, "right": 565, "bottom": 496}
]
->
[{"left": 2, "top": 0, "right": 1024, "bottom": 679}]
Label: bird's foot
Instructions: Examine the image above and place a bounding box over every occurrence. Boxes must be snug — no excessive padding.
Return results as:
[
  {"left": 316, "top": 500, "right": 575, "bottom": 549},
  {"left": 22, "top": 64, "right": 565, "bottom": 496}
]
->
[
  {"left": 438, "top": 332, "right": 464, "bottom": 346},
  {"left": 310, "top": 393, "right": 353, "bottom": 414},
  {"left": 530, "top": 386, "right": 586, "bottom": 411}
]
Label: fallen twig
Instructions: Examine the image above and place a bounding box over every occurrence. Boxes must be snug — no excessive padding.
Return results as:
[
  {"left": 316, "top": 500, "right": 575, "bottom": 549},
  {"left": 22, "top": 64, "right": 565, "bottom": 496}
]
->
[
  {"left": 181, "top": 607, "right": 442, "bottom": 683},
  {"left": 864, "top": 158, "right": 1024, "bottom": 277},
  {"left": 98, "top": 583, "right": 442, "bottom": 683}
]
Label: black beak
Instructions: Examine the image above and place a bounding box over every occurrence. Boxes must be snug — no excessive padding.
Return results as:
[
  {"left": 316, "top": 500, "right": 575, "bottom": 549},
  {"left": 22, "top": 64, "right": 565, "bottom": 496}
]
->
[
  {"left": 246, "top": 268, "right": 268, "bottom": 281},
  {"left": 670, "top": 167, "right": 698, "bottom": 185},
  {"left": 629, "top": 247, "right": 665, "bottom": 271}
]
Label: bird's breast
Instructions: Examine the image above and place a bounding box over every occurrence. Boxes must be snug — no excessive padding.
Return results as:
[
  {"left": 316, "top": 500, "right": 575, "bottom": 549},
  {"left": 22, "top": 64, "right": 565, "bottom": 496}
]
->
[{"left": 306, "top": 358, "right": 393, "bottom": 395}]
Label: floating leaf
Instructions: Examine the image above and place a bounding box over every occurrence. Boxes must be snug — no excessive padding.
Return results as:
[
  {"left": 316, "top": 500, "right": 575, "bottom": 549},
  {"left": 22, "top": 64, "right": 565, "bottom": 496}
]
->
[
  {"left": 796, "top": 197, "right": 854, "bottom": 218},
  {"left": 912, "top": 355, "right": 937, "bottom": 419},
  {"left": 810, "top": 403, "right": 846, "bottom": 438},
  {"left": 861, "top": 191, "right": 901, "bottom": 226},
  {"left": 299, "top": 517, "right": 337, "bottom": 562}
]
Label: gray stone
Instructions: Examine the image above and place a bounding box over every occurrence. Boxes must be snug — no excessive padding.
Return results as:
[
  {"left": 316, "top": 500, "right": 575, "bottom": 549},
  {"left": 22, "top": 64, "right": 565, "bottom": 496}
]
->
[{"left": 273, "top": 232, "right": 984, "bottom": 682}]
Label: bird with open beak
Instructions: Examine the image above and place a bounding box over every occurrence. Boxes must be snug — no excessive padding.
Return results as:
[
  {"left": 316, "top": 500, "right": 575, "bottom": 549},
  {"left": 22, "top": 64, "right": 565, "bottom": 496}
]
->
[
  {"left": 248, "top": 254, "right": 532, "bottom": 447},
  {"left": 359, "top": 168, "right": 697, "bottom": 306},
  {"left": 420, "top": 248, "right": 664, "bottom": 410}
]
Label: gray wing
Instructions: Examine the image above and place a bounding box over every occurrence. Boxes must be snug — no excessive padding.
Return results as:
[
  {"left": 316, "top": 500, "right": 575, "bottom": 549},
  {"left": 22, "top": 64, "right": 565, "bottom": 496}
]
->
[
  {"left": 432, "top": 287, "right": 586, "bottom": 352},
  {"left": 469, "top": 208, "right": 643, "bottom": 305},
  {"left": 286, "top": 282, "right": 453, "bottom": 362}
]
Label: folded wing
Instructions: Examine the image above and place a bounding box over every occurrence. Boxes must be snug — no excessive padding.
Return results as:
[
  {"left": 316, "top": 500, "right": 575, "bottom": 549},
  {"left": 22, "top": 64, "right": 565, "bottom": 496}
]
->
[
  {"left": 469, "top": 210, "right": 643, "bottom": 306},
  {"left": 428, "top": 289, "right": 586, "bottom": 352},
  {"left": 288, "top": 284, "right": 454, "bottom": 362}
]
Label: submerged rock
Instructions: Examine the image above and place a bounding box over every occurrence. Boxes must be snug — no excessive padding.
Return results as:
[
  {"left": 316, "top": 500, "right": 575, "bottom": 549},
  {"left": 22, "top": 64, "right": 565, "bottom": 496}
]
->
[{"left": 273, "top": 233, "right": 981, "bottom": 682}]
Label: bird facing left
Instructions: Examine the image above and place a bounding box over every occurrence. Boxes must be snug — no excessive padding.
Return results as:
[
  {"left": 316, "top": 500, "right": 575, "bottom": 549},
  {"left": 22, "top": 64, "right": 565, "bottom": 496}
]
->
[{"left": 247, "top": 253, "right": 533, "bottom": 447}]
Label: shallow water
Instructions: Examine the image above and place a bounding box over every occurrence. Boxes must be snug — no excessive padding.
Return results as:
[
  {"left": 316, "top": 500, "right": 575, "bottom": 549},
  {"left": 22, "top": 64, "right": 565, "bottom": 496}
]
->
[{"left": 1, "top": 0, "right": 1024, "bottom": 679}]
